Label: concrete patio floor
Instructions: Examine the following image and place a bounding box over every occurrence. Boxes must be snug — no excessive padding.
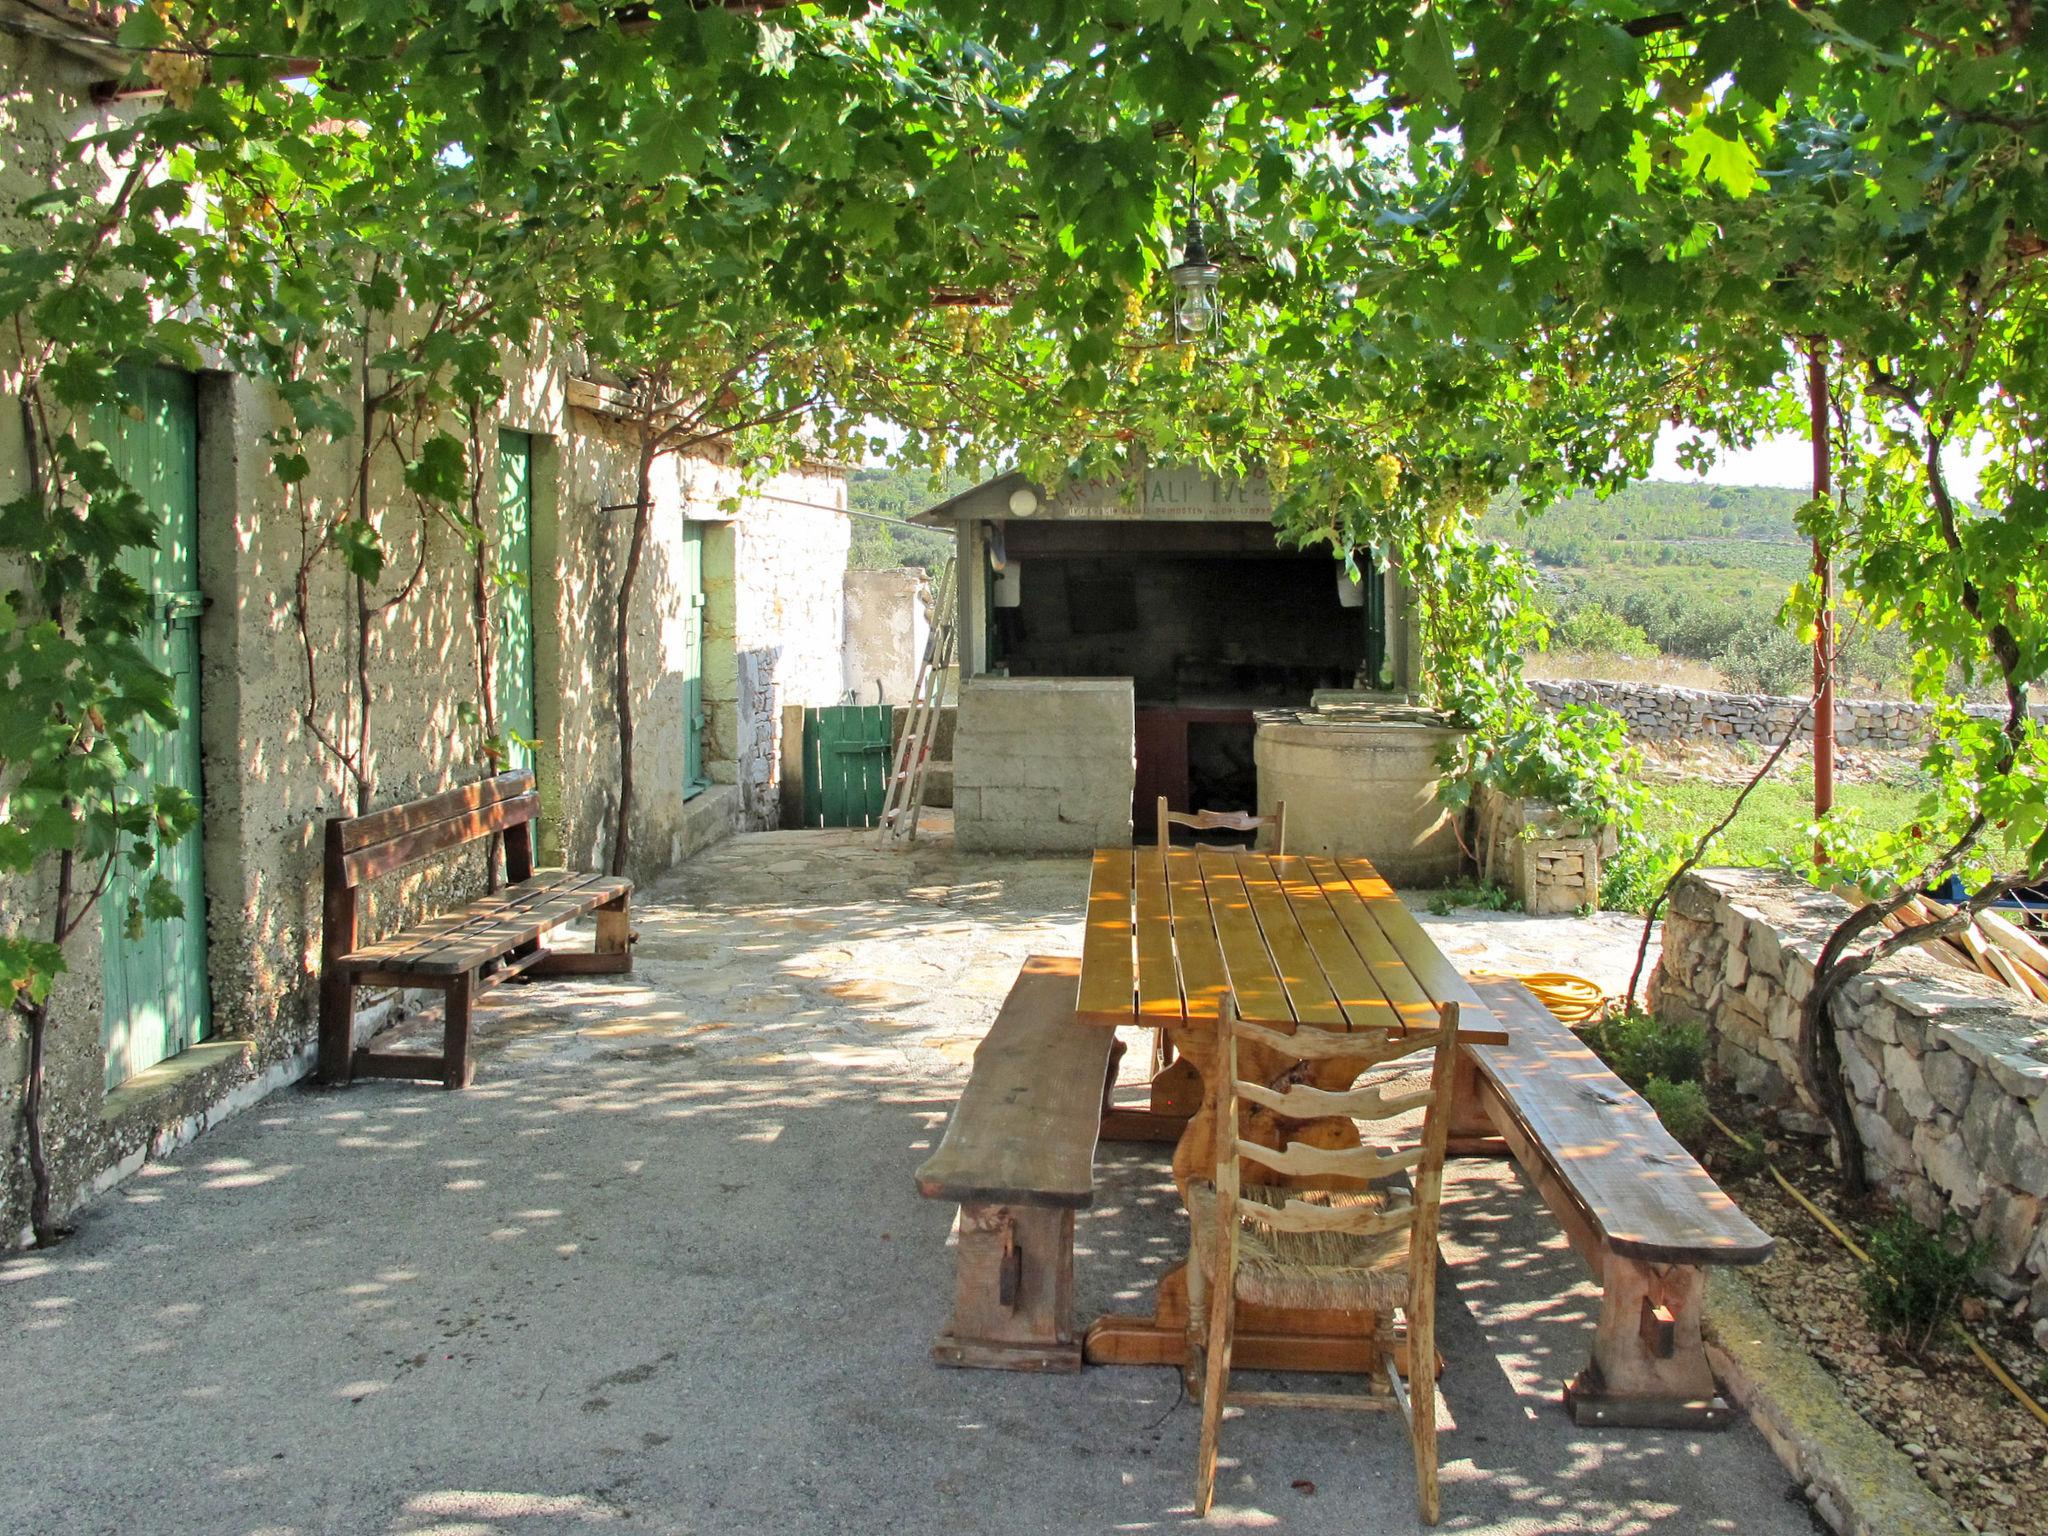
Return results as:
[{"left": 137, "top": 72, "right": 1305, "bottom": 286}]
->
[{"left": 0, "top": 828, "right": 1814, "bottom": 1536}]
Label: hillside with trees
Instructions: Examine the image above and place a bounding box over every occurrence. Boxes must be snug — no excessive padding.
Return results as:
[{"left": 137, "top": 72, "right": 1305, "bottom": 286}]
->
[
  {"left": 846, "top": 467, "right": 969, "bottom": 570},
  {"left": 1491, "top": 483, "right": 1909, "bottom": 696}
]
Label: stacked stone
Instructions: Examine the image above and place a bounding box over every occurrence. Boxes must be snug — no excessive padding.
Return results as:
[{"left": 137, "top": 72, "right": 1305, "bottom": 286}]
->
[
  {"left": 1529, "top": 678, "right": 2046, "bottom": 749},
  {"left": 1652, "top": 868, "right": 2048, "bottom": 1324},
  {"left": 952, "top": 679, "right": 1134, "bottom": 853},
  {"left": 1471, "top": 782, "right": 1611, "bottom": 915}
]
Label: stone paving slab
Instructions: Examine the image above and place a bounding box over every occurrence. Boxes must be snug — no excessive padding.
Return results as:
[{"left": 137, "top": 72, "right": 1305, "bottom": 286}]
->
[{"left": 0, "top": 830, "right": 1811, "bottom": 1535}]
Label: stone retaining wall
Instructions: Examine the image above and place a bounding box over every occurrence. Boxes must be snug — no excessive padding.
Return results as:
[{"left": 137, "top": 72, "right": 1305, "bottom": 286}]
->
[
  {"left": 1652, "top": 868, "right": 2048, "bottom": 1314},
  {"left": 1532, "top": 678, "right": 2040, "bottom": 750}
]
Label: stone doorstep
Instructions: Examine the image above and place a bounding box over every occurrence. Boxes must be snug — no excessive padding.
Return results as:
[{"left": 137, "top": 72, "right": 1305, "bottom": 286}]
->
[{"left": 1704, "top": 1270, "right": 1966, "bottom": 1536}]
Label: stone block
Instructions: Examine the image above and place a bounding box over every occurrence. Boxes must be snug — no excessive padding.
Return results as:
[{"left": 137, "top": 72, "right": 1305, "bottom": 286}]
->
[
  {"left": 1974, "top": 1186, "right": 2043, "bottom": 1276},
  {"left": 1922, "top": 1046, "right": 1974, "bottom": 1111},
  {"left": 1723, "top": 944, "right": 1749, "bottom": 990},
  {"left": 1882, "top": 1043, "right": 1933, "bottom": 1120},
  {"left": 1914, "top": 1120, "right": 1983, "bottom": 1208}
]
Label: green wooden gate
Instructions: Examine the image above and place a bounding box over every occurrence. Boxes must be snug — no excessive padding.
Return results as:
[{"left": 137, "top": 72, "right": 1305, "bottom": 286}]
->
[
  {"left": 495, "top": 429, "right": 536, "bottom": 772},
  {"left": 680, "top": 521, "right": 706, "bottom": 797},
  {"left": 99, "top": 367, "right": 210, "bottom": 1089},
  {"left": 801, "top": 705, "right": 892, "bottom": 827}
]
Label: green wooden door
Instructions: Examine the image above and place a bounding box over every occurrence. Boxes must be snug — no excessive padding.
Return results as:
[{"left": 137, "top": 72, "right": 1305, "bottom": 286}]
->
[
  {"left": 800, "top": 705, "right": 892, "bottom": 827},
  {"left": 99, "top": 367, "right": 209, "bottom": 1090},
  {"left": 495, "top": 430, "right": 535, "bottom": 772},
  {"left": 681, "top": 521, "right": 706, "bottom": 797}
]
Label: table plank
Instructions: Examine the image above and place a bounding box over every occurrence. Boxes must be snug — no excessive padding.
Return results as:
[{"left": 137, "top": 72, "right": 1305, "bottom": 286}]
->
[
  {"left": 1236, "top": 854, "right": 1344, "bottom": 1026},
  {"left": 1076, "top": 849, "right": 1137, "bottom": 1024},
  {"left": 1337, "top": 856, "right": 1485, "bottom": 1010},
  {"left": 1132, "top": 849, "right": 1184, "bottom": 1021},
  {"left": 1272, "top": 855, "right": 1402, "bottom": 1034},
  {"left": 1196, "top": 848, "right": 1292, "bottom": 1023},
  {"left": 1301, "top": 855, "right": 1439, "bottom": 1032},
  {"left": 1166, "top": 848, "right": 1231, "bottom": 1021}
]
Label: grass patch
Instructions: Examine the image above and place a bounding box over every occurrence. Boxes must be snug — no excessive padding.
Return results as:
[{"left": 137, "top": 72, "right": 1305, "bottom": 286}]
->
[{"left": 1639, "top": 774, "right": 1928, "bottom": 869}]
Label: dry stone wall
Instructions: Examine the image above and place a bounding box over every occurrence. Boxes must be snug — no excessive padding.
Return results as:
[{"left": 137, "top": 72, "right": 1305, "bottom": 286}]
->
[
  {"left": 1652, "top": 869, "right": 2048, "bottom": 1317},
  {"left": 1533, "top": 678, "right": 2042, "bottom": 749}
]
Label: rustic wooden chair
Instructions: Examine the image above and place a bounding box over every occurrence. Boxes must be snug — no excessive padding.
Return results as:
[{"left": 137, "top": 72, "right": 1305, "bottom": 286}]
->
[
  {"left": 1156, "top": 795, "right": 1286, "bottom": 854},
  {"left": 1186, "top": 995, "right": 1461, "bottom": 1524}
]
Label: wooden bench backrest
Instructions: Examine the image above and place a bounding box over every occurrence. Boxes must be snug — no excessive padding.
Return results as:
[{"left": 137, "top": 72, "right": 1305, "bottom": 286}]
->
[
  {"left": 330, "top": 770, "right": 538, "bottom": 889},
  {"left": 322, "top": 771, "right": 539, "bottom": 966}
]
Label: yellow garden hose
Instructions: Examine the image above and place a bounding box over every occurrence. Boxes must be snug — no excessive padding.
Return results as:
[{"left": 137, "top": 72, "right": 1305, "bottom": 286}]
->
[
  {"left": 1704, "top": 1108, "right": 2048, "bottom": 1432},
  {"left": 1515, "top": 971, "right": 1609, "bottom": 1026}
]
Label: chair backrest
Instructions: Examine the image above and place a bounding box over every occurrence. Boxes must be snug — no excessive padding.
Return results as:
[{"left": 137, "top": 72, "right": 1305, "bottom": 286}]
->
[
  {"left": 1157, "top": 796, "right": 1286, "bottom": 854},
  {"left": 1207, "top": 995, "right": 1460, "bottom": 1289}
]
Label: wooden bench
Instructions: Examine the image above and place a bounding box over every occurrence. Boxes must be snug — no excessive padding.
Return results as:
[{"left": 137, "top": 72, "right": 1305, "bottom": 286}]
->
[
  {"left": 1451, "top": 976, "right": 1774, "bottom": 1428},
  {"left": 319, "top": 770, "right": 633, "bottom": 1089},
  {"left": 914, "top": 955, "right": 1120, "bottom": 1373}
]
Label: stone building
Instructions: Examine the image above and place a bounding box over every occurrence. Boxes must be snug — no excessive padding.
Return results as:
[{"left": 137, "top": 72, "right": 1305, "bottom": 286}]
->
[
  {"left": 0, "top": 25, "right": 856, "bottom": 1241},
  {"left": 914, "top": 467, "right": 1466, "bottom": 880}
]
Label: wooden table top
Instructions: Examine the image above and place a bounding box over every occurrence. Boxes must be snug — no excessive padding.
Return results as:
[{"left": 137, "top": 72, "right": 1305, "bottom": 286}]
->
[{"left": 1076, "top": 846, "right": 1504, "bottom": 1044}]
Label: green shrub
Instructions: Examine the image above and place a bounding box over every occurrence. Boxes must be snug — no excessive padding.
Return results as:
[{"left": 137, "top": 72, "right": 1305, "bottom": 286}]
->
[
  {"left": 1643, "top": 1077, "right": 1711, "bottom": 1149},
  {"left": 1590, "top": 1006, "right": 1705, "bottom": 1089},
  {"left": 1860, "top": 1211, "right": 1988, "bottom": 1353},
  {"left": 1556, "top": 601, "right": 1654, "bottom": 657},
  {"left": 1426, "top": 880, "right": 1515, "bottom": 916},
  {"left": 1599, "top": 827, "right": 1684, "bottom": 914},
  {"left": 1715, "top": 614, "right": 1811, "bottom": 697}
]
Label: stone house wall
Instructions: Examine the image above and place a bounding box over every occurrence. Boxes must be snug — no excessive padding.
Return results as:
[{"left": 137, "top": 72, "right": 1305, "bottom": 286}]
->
[
  {"left": 1652, "top": 869, "right": 2048, "bottom": 1315},
  {"left": 1532, "top": 678, "right": 2045, "bottom": 749},
  {"left": 0, "top": 34, "right": 852, "bottom": 1241}
]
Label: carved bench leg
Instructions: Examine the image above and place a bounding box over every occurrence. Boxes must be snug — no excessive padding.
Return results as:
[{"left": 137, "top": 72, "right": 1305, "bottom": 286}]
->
[
  {"left": 596, "top": 893, "right": 632, "bottom": 965},
  {"left": 933, "top": 1202, "right": 1080, "bottom": 1373},
  {"left": 1565, "top": 1255, "right": 1733, "bottom": 1428},
  {"left": 1444, "top": 1045, "right": 1504, "bottom": 1156}
]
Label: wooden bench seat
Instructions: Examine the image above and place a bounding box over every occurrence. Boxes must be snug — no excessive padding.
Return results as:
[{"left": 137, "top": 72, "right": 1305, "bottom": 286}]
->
[
  {"left": 320, "top": 771, "right": 633, "bottom": 1090},
  {"left": 1451, "top": 976, "right": 1774, "bottom": 1427},
  {"left": 915, "top": 955, "right": 1120, "bottom": 1372}
]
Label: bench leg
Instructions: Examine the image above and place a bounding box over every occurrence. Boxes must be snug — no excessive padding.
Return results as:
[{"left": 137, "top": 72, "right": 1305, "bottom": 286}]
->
[
  {"left": 442, "top": 972, "right": 476, "bottom": 1090},
  {"left": 1565, "top": 1256, "right": 1733, "bottom": 1428},
  {"left": 596, "top": 893, "right": 632, "bottom": 962},
  {"left": 1444, "top": 1044, "right": 1504, "bottom": 1156},
  {"left": 934, "top": 1202, "right": 1079, "bottom": 1373},
  {"left": 319, "top": 971, "right": 356, "bottom": 1087},
  {"left": 525, "top": 894, "right": 635, "bottom": 978}
]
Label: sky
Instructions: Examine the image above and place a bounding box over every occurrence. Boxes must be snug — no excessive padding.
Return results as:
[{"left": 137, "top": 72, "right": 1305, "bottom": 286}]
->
[{"left": 1651, "top": 426, "right": 1985, "bottom": 499}]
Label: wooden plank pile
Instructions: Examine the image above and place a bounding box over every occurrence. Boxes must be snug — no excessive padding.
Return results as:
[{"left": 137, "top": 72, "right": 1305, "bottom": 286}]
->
[{"left": 1837, "top": 884, "right": 2048, "bottom": 1004}]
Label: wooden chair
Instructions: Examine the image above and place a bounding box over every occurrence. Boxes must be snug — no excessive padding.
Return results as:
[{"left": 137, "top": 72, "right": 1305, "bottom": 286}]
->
[
  {"left": 1156, "top": 796, "right": 1285, "bottom": 854},
  {"left": 1187, "top": 997, "right": 1461, "bottom": 1524}
]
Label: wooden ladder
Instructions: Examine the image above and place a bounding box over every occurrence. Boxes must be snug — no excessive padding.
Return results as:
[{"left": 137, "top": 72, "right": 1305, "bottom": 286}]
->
[{"left": 879, "top": 559, "right": 956, "bottom": 847}]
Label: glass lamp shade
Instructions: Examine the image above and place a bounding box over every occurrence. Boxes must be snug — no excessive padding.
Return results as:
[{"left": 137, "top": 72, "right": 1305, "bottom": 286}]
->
[{"left": 1171, "top": 277, "right": 1220, "bottom": 336}]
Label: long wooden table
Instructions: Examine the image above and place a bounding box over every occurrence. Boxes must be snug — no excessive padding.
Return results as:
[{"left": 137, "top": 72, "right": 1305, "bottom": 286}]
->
[{"left": 1074, "top": 845, "right": 1500, "bottom": 1372}]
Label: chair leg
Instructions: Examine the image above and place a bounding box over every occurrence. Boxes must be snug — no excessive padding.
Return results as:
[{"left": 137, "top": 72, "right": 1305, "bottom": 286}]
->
[
  {"left": 442, "top": 973, "right": 476, "bottom": 1090},
  {"left": 1408, "top": 1300, "right": 1441, "bottom": 1526},
  {"left": 1193, "top": 1280, "right": 1234, "bottom": 1515}
]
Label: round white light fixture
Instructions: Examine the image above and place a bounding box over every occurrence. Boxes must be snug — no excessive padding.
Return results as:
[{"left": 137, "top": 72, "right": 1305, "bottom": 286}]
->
[{"left": 1007, "top": 486, "right": 1040, "bottom": 517}]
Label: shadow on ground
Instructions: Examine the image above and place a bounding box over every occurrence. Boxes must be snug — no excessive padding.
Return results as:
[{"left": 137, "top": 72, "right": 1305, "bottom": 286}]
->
[{"left": 0, "top": 830, "right": 1810, "bottom": 1536}]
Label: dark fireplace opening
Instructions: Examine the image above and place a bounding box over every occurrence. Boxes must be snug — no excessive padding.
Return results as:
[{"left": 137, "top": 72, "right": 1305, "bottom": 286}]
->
[{"left": 992, "top": 551, "right": 1365, "bottom": 706}]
